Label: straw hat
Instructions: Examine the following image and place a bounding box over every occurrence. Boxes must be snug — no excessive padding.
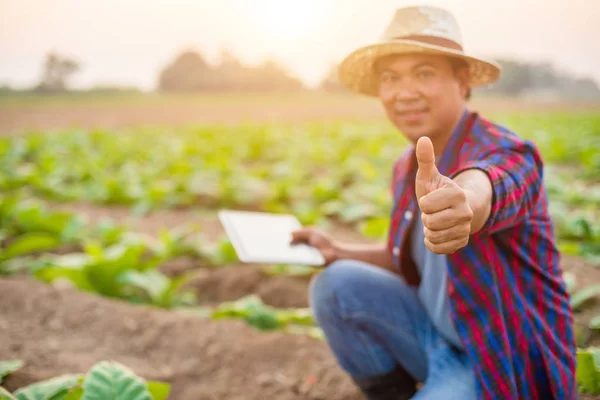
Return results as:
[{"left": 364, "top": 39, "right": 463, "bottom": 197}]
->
[{"left": 338, "top": 5, "right": 501, "bottom": 97}]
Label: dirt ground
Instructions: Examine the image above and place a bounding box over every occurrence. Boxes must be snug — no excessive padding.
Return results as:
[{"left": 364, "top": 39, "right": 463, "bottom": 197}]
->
[
  {"left": 0, "top": 277, "right": 363, "bottom": 400},
  {"left": 1, "top": 92, "right": 599, "bottom": 134}
]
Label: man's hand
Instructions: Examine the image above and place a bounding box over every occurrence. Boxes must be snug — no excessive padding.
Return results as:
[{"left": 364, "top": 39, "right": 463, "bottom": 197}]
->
[
  {"left": 415, "top": 136, "right": 474, "bottom": 254},
  {"left": 291, "top": 227, "right": 339, "bottom": 266}
]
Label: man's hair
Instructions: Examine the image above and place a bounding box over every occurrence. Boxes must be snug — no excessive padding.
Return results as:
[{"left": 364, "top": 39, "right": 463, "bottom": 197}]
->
[{"left": 447, "top": 56, "right": 471, "bottom": 100}]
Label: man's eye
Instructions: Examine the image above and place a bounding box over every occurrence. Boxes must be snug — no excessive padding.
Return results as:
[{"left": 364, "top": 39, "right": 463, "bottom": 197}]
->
[
  {"left": 380, "top": 74, "right": 397, "bottom": 83},
  {"left": 417, "top": 70, "right": 434, "bottom": 79}
]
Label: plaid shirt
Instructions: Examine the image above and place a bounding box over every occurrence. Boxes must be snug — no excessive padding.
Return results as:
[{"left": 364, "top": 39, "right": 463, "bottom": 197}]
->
[{"left": 387, "top": 110, "right": 577, "bottom": 399}]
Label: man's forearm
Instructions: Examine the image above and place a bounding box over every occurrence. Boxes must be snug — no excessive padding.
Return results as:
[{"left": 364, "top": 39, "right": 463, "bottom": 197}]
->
[
  {"left": 333, "top": 242, "right": 399, "bottom": 274},
  {"left": 453, "top": 168, "right": 493, "bottom": 234}
]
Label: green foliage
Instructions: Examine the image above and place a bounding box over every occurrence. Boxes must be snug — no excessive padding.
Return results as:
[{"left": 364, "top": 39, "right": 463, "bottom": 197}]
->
[
  {"left": 0, "top": 361, "right": 169, "bottom": 400},
  {"left": 211, "top": 294, "right": 316, "bottom": 331},
  {"left": 577, "top": 348, "right": 600, "bottom": 394},
  {"left": 0, "top": 360, "right": 24, "bottom": 384},
  {"left": 13, "top": 374, "right": 82, "bottom": 400},
  {"left": 571, "top": 284, "right": 600, "bottom": 311}
]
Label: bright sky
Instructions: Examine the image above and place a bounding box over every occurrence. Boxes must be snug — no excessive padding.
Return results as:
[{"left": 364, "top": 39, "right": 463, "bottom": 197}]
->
[{"left": 1, "top": 0, "right": 599, "bottom": 90}]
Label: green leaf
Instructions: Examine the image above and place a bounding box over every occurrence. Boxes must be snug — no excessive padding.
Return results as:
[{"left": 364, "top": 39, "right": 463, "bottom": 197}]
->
[
  {"left": 81, "top": 361, "right": 151, "bottom": 400},
  {"left": 60, "top": 387, "right": 83, "bottom": 400},
  {"left": 0, "top": 387, "right": 17, "bottom": 400},
  {"left": 3, "top": 233, "right": 62, "bottom": 259},
  {"left": 577, "top": 349, "right": 600, "bottom": 393},
  {"left": 571, "top": 284, "right": 600, "bottom": 311},
  {"left": 590, "top": 316, "right": 600, "bottom": 330},
  {"left": 563, "top": 271, "right": 576, "bottom": 294},
  {"left": 119, "top": 270, "right": 169, "bottom": 302},
  {"left": 146, "top": 382, "right": 170, "bottom": 400},
  {"left": 14, "top": 374, "right": 82, "bottom": 400},
  {"left": 0, "top": 360, "right": 24, "bottom": 384}
]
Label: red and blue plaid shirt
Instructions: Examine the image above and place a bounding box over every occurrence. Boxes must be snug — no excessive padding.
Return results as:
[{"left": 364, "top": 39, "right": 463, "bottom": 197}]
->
[{"left": 387, "top": 110, "right": 577, "bottom": 399}]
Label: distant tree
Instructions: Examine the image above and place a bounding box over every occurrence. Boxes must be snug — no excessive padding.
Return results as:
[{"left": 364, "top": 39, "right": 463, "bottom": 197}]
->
[
  {"left": 318, "top": 64, "right": 346, "bottom": 92},
  {"left": 478, "top": 58, "right": 600, "bottom": 99},
  {"left": 158, "top": 50, "right": 217, "bottom": 92},
  {"left": 35, "top": 52, "right": 80, "bottom": 92},
  {"left": 158, "top": 49, "right": 305, "bottom": 92}
]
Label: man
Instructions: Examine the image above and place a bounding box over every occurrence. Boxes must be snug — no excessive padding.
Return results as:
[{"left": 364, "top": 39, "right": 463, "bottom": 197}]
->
[{"left": 291, "top": 5, "right": 576, "bottom": 400}]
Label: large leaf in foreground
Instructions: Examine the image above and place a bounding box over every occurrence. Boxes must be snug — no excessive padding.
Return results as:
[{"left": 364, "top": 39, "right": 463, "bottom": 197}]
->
[
  {"left": 81, "top": 361, "right": 151, "bottom": 400},
  {"left": 0, "top": 387, "right": 17, "bottom": 400}
]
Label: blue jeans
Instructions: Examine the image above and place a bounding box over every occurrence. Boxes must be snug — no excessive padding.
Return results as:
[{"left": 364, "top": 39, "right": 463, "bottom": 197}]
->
[{"left": 309, "top": 259, "right": 477, "bottom": 399}]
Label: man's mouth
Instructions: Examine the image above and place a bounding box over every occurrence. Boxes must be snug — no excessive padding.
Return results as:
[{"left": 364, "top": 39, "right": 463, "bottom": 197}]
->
[{"left": 395, "top": 108, "right": 428, "bottom": 123}]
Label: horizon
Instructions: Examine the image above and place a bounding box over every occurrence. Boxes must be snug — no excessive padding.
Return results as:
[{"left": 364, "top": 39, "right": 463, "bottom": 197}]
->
[{"left": 1, "top": 0, "right": 599, "bottom": 90}]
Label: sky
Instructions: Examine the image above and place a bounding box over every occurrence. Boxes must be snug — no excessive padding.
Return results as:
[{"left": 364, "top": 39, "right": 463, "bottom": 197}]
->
[{"left": 1, "top": 0, "right": 599, "bottom": 90}]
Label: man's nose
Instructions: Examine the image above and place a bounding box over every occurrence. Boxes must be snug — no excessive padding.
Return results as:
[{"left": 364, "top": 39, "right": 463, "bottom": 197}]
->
[{"left": 392, "top": 82, "right": 420, "bottom": 102}]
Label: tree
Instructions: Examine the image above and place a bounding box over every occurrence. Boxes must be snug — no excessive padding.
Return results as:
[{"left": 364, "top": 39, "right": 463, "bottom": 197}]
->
[
  {"left": 35, "top": 52, "right": 80, "bottom": 92},
  {"left": 158, "top": 50, "right": 217, "bottom": 92},
  {"left": 319, "top": 64, "right": 346, "bottom": 92},
  {"left": 157, "top": 49, "right": 305, "bottom": 92}
]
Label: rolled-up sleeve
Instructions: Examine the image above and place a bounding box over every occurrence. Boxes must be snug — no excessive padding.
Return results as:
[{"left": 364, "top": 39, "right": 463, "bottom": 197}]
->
[{"left": 450, "top": 140, "right": 544, "bottom": 235}]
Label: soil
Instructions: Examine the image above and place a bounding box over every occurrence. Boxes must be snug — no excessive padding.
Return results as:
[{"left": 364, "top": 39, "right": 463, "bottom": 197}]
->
[
  {"left": 185, "top": 265, "right": 312, "bottom": 309},
  {"left": 2, "top": 93, "right": 599, "bottom": 134},
  {"left": 0, "top": 277, "right": 364, "bottom": 400}
]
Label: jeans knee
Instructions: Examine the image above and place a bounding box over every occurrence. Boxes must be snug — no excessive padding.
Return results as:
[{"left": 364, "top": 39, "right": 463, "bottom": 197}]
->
[{"left": 309, "top": 259, "right": 371, "bottom": 320}]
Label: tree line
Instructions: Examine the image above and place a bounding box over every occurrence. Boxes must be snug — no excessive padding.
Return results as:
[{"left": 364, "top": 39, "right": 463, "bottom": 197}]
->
[{"left": 3, "top": 50, "right": 599, "bottom": 99}]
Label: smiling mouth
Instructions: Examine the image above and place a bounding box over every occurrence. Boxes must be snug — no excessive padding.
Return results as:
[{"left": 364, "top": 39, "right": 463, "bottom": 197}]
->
[{"left": 396, "top": 109, "right": 428, "bottom": 122}]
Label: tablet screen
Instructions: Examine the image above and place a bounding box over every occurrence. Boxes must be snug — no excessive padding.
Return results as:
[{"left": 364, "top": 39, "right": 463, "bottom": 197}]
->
[{"left": 218, "top": 210, "right": 325, "bottom": 266}]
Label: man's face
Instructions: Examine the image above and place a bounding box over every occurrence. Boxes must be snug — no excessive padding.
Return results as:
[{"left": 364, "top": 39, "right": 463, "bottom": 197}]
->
[{"left": 376, "top": 53, "right": 469, "bottom": 143}]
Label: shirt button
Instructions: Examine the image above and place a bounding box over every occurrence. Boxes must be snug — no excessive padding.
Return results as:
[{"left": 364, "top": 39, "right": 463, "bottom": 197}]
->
[
  {"left": 404, "top": 210, "right": 413, "bottom": 221},
  {"left": 393, "top": 246, "right": 400, "bottom": 256}
]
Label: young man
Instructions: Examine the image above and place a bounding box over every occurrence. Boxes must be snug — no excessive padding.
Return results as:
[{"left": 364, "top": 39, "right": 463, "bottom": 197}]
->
[{"left": 291, "top": 6, "right": 576, "bottom": 400}]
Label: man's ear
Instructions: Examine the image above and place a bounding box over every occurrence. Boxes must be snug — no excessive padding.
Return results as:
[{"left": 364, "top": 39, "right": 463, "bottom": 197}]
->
[{"left": 455, "top": 66, "right": 471, "bottom": 99}]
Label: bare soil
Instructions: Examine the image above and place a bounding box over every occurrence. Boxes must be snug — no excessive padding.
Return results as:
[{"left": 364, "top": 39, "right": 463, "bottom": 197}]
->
[
  {"left": 2, "top": 92, "right": 599, "bottom": 134},
  {"left": 0, "top": 277, "right": 362, "bottom": 400}
]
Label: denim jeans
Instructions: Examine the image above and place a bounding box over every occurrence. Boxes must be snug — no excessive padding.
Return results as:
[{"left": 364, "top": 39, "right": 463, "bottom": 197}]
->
[{"left": 309, "top": 259, "right": 477, "bottom": 399}]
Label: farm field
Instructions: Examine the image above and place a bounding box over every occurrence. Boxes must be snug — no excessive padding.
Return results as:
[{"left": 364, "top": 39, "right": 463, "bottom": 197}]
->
[{"left": 1, "top": 92, "right": 600, "bottom": 399}]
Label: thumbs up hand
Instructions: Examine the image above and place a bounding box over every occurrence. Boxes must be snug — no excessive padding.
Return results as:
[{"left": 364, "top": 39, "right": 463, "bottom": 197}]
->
[{"left": 415, "top": 136, "right": 474, "bottom": 255}]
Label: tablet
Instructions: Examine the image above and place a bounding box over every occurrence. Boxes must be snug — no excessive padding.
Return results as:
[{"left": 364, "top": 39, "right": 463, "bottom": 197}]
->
[{"left": 218, "top": 210, "right": 326, "bottom": 266}]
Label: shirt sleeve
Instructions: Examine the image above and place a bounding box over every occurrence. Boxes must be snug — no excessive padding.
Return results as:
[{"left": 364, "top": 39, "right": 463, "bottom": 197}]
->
[{"left": 449, "top": 139, "right": 544, "bottom": 235}]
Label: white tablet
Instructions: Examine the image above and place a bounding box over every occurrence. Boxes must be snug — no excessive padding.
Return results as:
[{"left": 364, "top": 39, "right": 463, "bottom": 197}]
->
[{"left": 218, "top": 210, "right": 326, "bottom": 266}]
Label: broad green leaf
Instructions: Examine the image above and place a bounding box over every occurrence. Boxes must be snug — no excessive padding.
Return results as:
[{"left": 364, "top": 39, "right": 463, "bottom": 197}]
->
[
  {"left": 562, "top": 271, "right": 576, "bottom": 294},
  {"left": 14, "top": 374, "right": 82, "bottom": 400},
  {"left": 60, "top": 387, "right": 83, "bottom": 400},
  {"left": 81, "top": 361, "right": 151, "bottom": 400},
  {"left": 0, "top": 387, "right": 17, "bottom": 400},
  {"left": 146, "top": 382, "right": 170, "bottom": 400},
  {"left": 0, "top": 360, "right": 24, "bottom": 384},
  {"left": 119, "top": 270, "right": 169, "bottom": 300},
  {"left": 577, "top": 349, "right": 600, "bottom": 394},
  {"left": 590, "top": 316, "right": 600, "bottom": 330},
  {"left": 571, "top": 284, "right": 600, "bottom": 311},
  {"left": 3, "top": 233, "right": 62, "bottom": 259},
  {"left": 34, "top": 265, "right": 92, "bottom": 292}
]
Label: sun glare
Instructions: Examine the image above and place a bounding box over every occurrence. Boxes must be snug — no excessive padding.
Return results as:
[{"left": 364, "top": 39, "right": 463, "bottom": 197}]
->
[{"left": 251, "top": 1, "right": 324, "bottom": 40}]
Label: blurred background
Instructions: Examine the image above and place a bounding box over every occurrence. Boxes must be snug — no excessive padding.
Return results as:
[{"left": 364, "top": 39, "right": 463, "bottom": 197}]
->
[{"left": 1, "top": 1, "right": 600, "bottom": 398}]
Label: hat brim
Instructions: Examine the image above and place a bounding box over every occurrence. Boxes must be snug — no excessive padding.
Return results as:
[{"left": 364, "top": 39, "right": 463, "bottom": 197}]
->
[{"left": 338, "top": 40, "right": 502, "bottom": 97}]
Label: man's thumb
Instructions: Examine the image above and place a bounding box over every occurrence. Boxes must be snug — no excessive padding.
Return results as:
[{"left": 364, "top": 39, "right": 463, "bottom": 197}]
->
[{"left": 415, "top": 136, "right": 440, "bottom": 197}]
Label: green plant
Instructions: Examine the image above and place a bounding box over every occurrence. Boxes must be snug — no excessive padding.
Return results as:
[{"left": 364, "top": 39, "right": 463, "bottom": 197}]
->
[
  {"left": 211, "top": 294, "right": 316, "bottom": 331},
  {"left": 0, "top": 360, "right": 169, "bottom": 400},
  {"left": 33, "top": 236, "right": 196, "bottom": 308}
]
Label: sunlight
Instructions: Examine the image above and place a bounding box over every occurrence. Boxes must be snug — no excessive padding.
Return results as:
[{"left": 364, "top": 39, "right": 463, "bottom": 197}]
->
[{"left": 250, "top": 1, "right": 324, "bottom": 41}]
